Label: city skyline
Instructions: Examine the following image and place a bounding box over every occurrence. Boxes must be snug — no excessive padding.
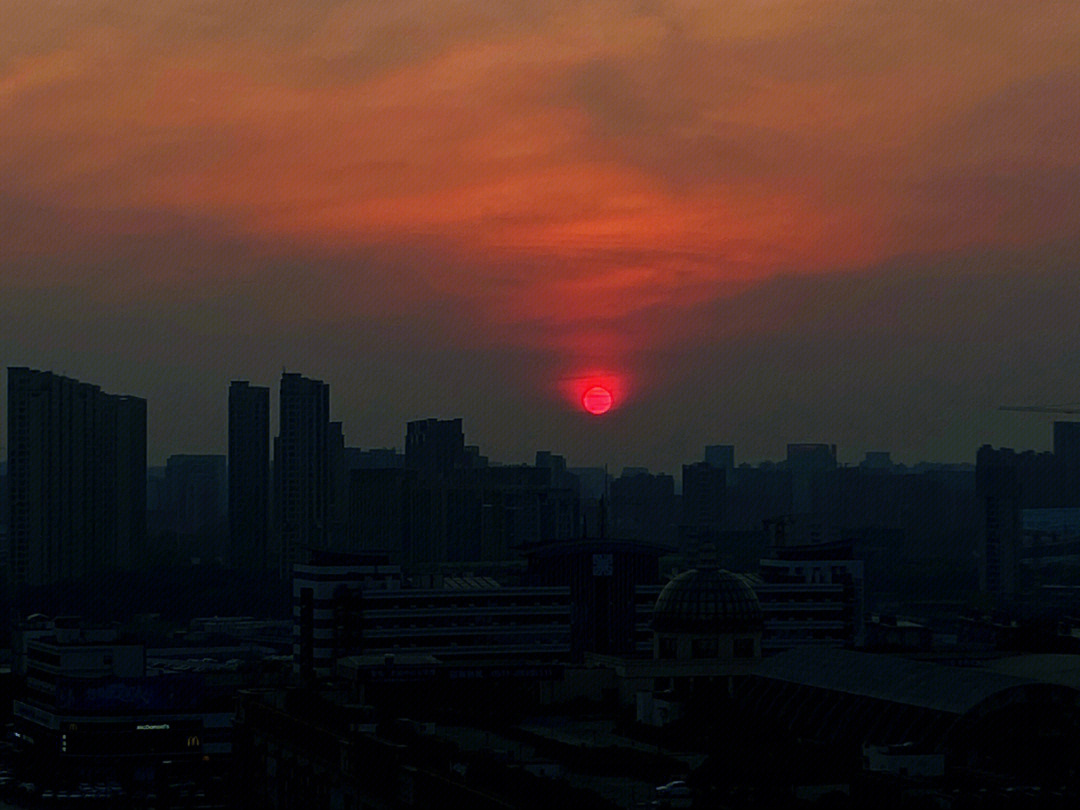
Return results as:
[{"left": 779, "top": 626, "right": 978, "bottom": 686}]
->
[
  {"left": 0, "top": 364, "right": 1074, "bottom": 475},
  {"left": 3, "top": 2, "right": 1080, "bottom": 472}
]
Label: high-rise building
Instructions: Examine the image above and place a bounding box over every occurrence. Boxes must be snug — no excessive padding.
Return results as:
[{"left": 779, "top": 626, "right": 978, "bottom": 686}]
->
[
  {"left": 105, "top": 393, "right": 147, "bottom": 572},
  {"left": 405, "top": 418, "right": 464, "bottom": 475},
  {"left": 976, "top": 445, "right": 1021, "bottom": 597},
  {"left": 704, "top": 445, "right": 735, "bottom": 472},
  {"left": 6, "top": 367, "right": 146, "bottom": 589},
  {"left": 229, "top": 381, "right": 269, "bottom": 571},
  {"left": 275, "top": 373, "right": 331, "bottom": 577}
]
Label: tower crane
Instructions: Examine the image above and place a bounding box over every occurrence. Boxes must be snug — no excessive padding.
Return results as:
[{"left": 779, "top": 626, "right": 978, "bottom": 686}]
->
[{"left": 999, "top": 405, "right": 1080, "bottom": 415}]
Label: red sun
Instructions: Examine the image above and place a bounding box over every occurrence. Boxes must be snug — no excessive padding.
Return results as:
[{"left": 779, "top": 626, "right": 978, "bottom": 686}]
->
[{"left": 582, "top": 385, "right": 613, "bottom": 415}]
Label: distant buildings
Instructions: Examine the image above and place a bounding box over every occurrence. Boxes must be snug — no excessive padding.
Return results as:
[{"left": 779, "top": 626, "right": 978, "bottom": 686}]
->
[
  {"left": 6, "top": 367, "right": 146, "bottom": 589},
  {"left": 610, "top": 468, "right": 676, "bottom": 542},
  {"left": 682, "top": 462, "right": 725, "bottom": 530},
  {"left": 704, "top": 444, "right": 735, "bottom": 472},
  {"left": 341, "top": 419, "right": 578, "bottom": 567},
  {"left": 405, "top": 418, "right": 466, "bottom": 475},
  {"left": 1054, "top": 420, "right": 1080, "bottom": 469},
  {"left": 229, "top": 381, "right": 270, "bottom": 571},
  {"left": 163, "top": 454, "right": 226, "bottom": 537}
]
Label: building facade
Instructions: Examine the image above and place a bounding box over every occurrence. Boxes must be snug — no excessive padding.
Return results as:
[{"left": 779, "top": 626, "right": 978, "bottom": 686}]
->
[
  {"left": 275, "top": 373, "right": 332, "bottom": 577},
  {"left": 6, "top": 367, "right": 145, "bottom": 589},
  {"left": 293, "top": 554, "right": 572, "bottom": 678},
  {"left": 977, "top": 445, "right": 1022, "bottom": 597},
  {"left": 14, "top": 619, "right": 232, "bottom": 791}
]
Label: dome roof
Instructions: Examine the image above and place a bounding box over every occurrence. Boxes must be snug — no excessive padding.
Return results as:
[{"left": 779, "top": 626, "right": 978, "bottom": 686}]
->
[{"left": 653, "top": 569, "right": 763, "bottom": 634}]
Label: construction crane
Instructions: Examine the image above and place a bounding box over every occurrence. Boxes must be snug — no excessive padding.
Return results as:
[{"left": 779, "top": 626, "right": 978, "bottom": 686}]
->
[{"left": 1000, "top": 404, "right": 1080, "bottom": 415}]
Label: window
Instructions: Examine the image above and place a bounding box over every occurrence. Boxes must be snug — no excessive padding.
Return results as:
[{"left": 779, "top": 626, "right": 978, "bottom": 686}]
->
[{"left": 692, "top": 637, "right": 718, "bottom": 658}]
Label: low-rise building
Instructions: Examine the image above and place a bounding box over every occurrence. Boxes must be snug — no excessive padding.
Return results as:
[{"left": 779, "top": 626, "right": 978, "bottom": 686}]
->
[{"left": 13, "top": 618, "right": 233, "bottom": 791}]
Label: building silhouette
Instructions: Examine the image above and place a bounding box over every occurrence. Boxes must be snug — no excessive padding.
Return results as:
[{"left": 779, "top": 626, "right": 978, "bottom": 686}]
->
[
  {"left": 405, "top": 418, "right": 465, "bottom": 475},
  {"left": 275, "top": 372, "right": 332, "bottom": 577},
  {"left": 1054, "top": 421, "right": 1080, "bottom": 468},
  {"left": 704, "top": 444, "right": 735, "bottom": 472},
  {"left": 163, "top": 454, "right": 226, "bottom": 536},
  {"left": 610, "top": 468, "right": 676, "bottom": 542},
  {"left": 229, "top": 381, "right": 270, "bottom": 571},
  {"left": 977, "top": 445, "right": 1022, "bottom": 597},
  {"left": 6, "top": 367, "right": 145, "bottom": 589},
  {"left": 682, "top": 461, "right": 725, "bottom": 529}
]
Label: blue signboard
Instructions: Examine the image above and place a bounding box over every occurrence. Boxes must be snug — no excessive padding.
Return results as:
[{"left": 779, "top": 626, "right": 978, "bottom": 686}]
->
[{"left": 54, "top": 674, "right": 204, "bottom": 712}]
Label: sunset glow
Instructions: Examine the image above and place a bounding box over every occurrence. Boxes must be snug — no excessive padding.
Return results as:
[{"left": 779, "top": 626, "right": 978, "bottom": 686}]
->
[{"left": 3, "top": 1, "right": 1079, "bottom": 467}]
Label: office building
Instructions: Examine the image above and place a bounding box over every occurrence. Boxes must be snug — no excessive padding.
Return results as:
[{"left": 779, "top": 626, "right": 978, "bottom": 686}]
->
[
  {"left": 292, "top": 553, "right": 569, "bottom": 679},
  {"left": 6, "top": 367, "right": 146, "bottom": 589},
  {"left": 292, "top": 552, "right": 404, "bottom": 678},
  {"left": 756, "top": 540, "right": 866, "bottom": 652},
  {"left": 229, "top": 381, "right": 270, "bottom": 571}
]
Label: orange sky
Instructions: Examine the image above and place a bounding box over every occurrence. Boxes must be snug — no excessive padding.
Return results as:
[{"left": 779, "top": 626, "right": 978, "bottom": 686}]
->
[{"left": 3, "top": 1, "right": 1080, "bottom": 468}]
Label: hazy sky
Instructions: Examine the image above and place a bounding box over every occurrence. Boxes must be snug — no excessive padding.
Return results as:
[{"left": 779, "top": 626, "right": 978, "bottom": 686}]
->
[{"left": 3, "top": 1, "right": 1080, "bottom": 472}]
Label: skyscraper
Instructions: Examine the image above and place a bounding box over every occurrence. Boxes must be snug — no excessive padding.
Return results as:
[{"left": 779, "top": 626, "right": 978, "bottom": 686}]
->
[
  {"left": 104, "top": 392, "right": 148, "bottom": 572},
  {"left": 229, "top": 381, "right": 269, "bottom": 571},
  {"left": 6, "top": 367, "right": 146, "bottom": 589},
  {"left": 275, "top": 373, "right": 331, "bottom": 577},
  {"left": 976, "top": 445, "right": 1021, "bottom": 597}
]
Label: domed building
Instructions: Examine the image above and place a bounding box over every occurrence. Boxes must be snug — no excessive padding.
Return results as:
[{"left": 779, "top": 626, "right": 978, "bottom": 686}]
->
[
  {"left": 652, "top": 568, "right": 763, "bottom": 661},
  {"left": 563, "top": 566, "right": 764, "bottom": 718}
]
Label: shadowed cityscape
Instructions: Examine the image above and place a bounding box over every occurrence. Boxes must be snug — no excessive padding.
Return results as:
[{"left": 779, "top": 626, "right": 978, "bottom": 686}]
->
[
  {"left": 3, "top": 367, "right": 1080, "bottom": 808},
  {"left": 4, "top": 1, "right": 1080, "bottom": 808}
]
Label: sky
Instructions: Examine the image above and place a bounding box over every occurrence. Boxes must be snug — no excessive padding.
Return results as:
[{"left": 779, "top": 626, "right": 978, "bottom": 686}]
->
[{"left": 3, "top": 1, "right": 1080, "bottom": 473}]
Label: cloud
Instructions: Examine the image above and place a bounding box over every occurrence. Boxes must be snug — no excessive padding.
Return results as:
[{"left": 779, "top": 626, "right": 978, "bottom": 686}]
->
[{"left": 2, "top": 1, "right": 1080, "bottom": 466}]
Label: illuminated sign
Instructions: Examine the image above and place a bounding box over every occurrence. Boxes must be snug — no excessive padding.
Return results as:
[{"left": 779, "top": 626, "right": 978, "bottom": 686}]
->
[{"left": 136, "top": 724, "right": 170, "bottom": 731}]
